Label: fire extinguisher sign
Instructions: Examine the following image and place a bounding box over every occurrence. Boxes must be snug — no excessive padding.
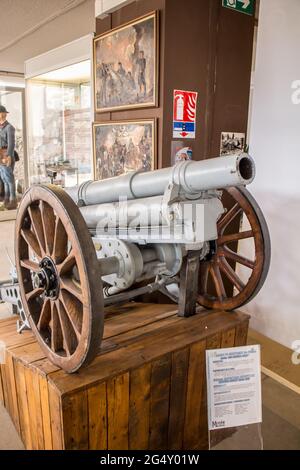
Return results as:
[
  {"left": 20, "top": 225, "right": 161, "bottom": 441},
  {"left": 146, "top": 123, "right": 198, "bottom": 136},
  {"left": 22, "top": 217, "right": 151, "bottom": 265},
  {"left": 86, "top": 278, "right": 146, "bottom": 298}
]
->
[{"left": 173, "top": 90, "right": 198, "bottom": 139}]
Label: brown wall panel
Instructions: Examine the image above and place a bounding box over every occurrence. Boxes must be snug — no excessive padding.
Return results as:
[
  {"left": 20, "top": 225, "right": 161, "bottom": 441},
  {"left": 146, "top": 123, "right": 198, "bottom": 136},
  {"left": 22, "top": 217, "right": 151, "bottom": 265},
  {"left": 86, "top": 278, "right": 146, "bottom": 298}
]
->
[
  {"left": 95, "top": 0, "right": 165, "bottom": 168},
  {"left": 163, "top": 0, "right": 215, "bottom": 165},
  {"left": 95, "top": 0, "right": 255, "bottom": 169},
  {"left": 209, "top": 2, "right": 256, "bottom": 156}
]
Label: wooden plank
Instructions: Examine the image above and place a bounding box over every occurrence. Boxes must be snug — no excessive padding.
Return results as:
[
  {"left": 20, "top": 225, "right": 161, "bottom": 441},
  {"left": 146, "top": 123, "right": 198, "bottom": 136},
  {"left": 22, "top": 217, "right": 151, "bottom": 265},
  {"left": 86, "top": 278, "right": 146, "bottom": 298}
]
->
[
  {"left": 0, "top": 316, "right": 17, "bottom": 325},
  {"left": 24, "top": 366, "right": 44, "bottom": 450},
  {"left": 221, "top": 328, "right": 236, "bottom": 348},
  {"left": 49, "top": 310, "right": 249, "bottom": 395},
  {"left": 48, "top": 382, "right": 63, "bottom": 450},
  {"left": 235, "top": 320, "right": 249, "bottom": 346},
  {"left": 101, "top": 315, "right": 182, "bottom": 355},
  {"left": 0, "top": 366, "right": 4, "bottom": 405},
  {"left": 1, "top": 329, "right": 35, "bottom": 349},
  {"left": 6, "top": 352, "right": 20, "bottom": 434},
  {"left": 9, "top": 342, "right": 46, "bottom": 363},
  {"left": 107, "top": 373, "right": 129, "bottom": 450},
  {"left": 197, "top": 375, "right": 208, "bottom": 451},
  {"left": 129, "top": 363, "right": 151, "bottom": 450},
  {"left": 168, "top": 348, "right": 189, "bottom": 450},
  {"left": 88, "top": 382, "right": 107, "bottom": 450},
  {"left": 39, "top": 375, "right": 53, "bottom": 450},
  {"left": 23, "top": 366, "right": 38, "bottom": 450},
  {"left": 29, "top": 313, "right": 179, "bottom": 378},
  {"left": 104, "top": 303, "right": 177, "bottom": 339},
  {"left": 206, "top": 332, "right": 222, "bottom": 350},
  {"left": 198, "top": 331, "right": 223, "bottom": 450},
  {"left": 32, "top": 369, "right": 45, "bottom": 450},
  {"left": 62, "top": 390, "right": 88, "bottom": 450},
  {"left": 14, "top": 360, "right": 32, "bottom": 449},
  {"left": 149, "top": 354, "right": 171, "bottom": 450},
  {"left": 183, "top": 341, "right": 206, "bottom": 449},
  {"left": 248, "top": 328, "right": 300, "bottom": 395},
  {"left": 30, "top": 358, "right": 59, "bottom": 376},
  {"left": 0, "top": 365, "right": 7, "bottom": 409}
]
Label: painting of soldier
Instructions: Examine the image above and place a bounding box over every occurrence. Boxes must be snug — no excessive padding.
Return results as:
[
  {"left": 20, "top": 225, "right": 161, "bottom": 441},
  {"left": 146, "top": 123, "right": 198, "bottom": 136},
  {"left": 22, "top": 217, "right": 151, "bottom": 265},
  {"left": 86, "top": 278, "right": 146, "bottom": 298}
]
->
[
  {"left": 93, "top": 120, "right": 156, "bottom": 180},
  {"left": 94, "top": 12, "right": 158, "bottom": 112},
  {"left": 220, "top": 132, "right": 246, "bottom": 156}
]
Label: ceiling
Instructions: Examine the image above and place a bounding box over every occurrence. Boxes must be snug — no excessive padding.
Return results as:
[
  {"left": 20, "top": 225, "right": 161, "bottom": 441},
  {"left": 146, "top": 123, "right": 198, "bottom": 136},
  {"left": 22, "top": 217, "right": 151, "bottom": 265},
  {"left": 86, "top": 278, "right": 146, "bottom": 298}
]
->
[
  {"left": 0, "top": 0, "right": 94, "bottom": 73},
  {"left": 0, "top": 0, "right": 87, "bottom": 53}
]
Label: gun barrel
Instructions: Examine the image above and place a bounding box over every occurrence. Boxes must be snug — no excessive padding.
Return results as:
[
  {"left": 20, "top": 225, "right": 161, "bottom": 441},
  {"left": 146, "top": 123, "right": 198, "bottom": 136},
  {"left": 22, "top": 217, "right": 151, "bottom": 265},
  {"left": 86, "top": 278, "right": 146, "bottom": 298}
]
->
[{"left": 67, "top": 153, "right": 255, "bottom": 207}]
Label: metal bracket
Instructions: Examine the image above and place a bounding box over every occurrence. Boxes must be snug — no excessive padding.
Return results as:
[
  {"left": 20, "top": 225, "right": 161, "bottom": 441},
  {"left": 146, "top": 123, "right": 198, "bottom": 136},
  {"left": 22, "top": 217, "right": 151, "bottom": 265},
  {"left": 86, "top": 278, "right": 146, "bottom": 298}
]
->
[{"left": 0, "top": 282, "right": 30, "bottom": 332}]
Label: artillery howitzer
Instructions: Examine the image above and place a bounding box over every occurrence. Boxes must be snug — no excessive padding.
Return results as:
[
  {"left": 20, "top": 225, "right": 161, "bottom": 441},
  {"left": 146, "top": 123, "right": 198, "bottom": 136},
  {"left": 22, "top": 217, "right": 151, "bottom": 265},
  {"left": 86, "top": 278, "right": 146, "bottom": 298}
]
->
[{"left": 0, "top": 154, "right": 270, "bottom": 372}]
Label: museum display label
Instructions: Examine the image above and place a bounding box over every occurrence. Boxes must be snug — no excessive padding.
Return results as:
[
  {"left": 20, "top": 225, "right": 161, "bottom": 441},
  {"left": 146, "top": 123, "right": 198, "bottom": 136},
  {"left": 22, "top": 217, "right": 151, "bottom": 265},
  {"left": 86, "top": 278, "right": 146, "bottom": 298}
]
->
[{"left": 206, "top": 345, "right": 262, "bottom": 430}]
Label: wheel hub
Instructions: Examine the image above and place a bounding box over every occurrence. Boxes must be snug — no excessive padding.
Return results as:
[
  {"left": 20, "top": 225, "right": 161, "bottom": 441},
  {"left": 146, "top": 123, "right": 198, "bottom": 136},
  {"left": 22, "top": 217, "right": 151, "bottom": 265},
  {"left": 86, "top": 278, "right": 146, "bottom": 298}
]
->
[{"left": 33, "top": 257, "right": 59, "bottom": 299}]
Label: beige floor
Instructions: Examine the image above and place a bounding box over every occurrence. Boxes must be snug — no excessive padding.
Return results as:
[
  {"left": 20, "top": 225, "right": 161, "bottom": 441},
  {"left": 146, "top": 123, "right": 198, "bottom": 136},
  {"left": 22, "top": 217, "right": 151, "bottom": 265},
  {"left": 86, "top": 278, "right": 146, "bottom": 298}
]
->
[
  {"left": 0, "top": 405, "right": 24, "bottom": 450},
  {"left": 0, "top": 220, "right": 299, "bottom": 450},
  {"left": 0, "top": 220, "right": 15, "bottom": 319}
]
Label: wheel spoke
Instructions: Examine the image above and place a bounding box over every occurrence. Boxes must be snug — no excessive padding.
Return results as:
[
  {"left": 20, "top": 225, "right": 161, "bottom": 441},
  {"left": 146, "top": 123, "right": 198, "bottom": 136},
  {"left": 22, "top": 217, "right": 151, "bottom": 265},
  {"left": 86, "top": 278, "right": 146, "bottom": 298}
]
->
[
  {"left": 26, "top": 287, "right": 43, "bottom": 302},
  {"left": 60, "top": 277, "right": 83, "bottom": 303},
  {"left": 21, "top": 229, "right": 42, "bottom": 259},
  {"left": 219, "top": 257, "right": 245, "bottom": 293},
  {"left": 37, "top": 299, "right": 51, "bottom": 331},
  {"left": 218, "top": 203, "right": 242, "bottom": 235},
  {"left": 20, "top": 259, "right": 40, "bottom": 272},
  {"left": 210, "top": 265, "right": 227, "bottom": 301},
  {"left": 57, "top": 249, "right": 77, "bottom": 276},
  {"left": 222, "top": 247, "right": 255, "bottom": 270},
  {"left": 28, "top": 205, "right": 46, "bottom": 256},
  {"left": 57, "top": 300, "right": 78, "bottom": 355},
  {"left": 218, "top": 230, "right": 254, "bottom": 246},
  {"left": 51, "top": 302, "right": 63, "bottom": 352},
  {"left": 41, "top": 201, "right": 56, "bottom": 255},
  {"left": 199, "top": 263, "right": 209, "bottom": 294},
  {"left": 52, "top": 217, "right": 68, "bottom": 263},
  {"left": 60, "top": 291, "right": 83, "bottom": 337}
]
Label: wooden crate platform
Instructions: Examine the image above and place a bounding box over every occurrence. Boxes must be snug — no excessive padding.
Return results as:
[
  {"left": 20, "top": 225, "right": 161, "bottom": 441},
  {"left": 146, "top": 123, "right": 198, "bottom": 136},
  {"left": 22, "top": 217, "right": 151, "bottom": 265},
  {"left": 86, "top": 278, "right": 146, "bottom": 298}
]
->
[{"left": 0, "top": 303, "right": 249, "bottom": 450}]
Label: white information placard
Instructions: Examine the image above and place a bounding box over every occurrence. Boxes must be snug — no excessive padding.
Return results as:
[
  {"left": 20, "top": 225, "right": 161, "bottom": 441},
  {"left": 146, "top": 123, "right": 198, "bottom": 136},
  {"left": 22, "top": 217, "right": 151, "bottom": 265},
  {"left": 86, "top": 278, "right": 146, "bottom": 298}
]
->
[{"left": 206, "top": 345, "right": 262, "bottom": 431}]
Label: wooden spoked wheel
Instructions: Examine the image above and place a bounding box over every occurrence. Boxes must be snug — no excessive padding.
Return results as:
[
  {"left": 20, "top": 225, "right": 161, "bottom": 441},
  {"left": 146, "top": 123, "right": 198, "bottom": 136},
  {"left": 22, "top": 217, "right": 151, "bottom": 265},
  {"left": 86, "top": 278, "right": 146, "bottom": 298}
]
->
[
  {"left": 15, "top": 185, "right": 104, "bottom": 373},
  {"left": 198, "top": 186, "right": 271, "bottom": 311}
]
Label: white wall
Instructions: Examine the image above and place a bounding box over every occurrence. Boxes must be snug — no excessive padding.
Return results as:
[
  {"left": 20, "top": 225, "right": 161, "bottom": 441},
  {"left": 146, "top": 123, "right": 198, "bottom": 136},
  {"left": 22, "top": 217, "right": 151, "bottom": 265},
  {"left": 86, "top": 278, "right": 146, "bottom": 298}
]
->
[{"left": 245, "top": 0, "right": 300, "bottom": 349}]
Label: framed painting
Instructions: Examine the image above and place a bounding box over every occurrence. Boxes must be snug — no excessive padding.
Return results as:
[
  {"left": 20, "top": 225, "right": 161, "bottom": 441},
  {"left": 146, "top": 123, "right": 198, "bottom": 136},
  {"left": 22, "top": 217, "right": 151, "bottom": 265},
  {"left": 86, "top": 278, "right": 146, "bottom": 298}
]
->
[
  {"left": 93, "top": 11, "right": 159, "bottom": 112},
  {"left": 93, "top": 119, "right": 157, "bottom": 180}
]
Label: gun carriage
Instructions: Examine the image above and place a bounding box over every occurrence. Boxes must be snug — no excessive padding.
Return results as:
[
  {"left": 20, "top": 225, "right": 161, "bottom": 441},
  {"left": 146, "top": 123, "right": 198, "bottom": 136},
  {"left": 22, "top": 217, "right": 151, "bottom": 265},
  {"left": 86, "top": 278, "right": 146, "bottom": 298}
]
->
[{"left": 0, "top": 153, "right": 270, "bottom": 373}]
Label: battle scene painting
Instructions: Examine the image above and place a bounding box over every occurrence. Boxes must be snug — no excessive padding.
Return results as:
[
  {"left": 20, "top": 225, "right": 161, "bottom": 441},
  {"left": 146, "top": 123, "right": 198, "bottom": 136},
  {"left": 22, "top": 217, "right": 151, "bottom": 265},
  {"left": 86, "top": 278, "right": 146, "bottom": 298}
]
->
[
  {"left": 93, "top": 120, "right": 156, "bottom": 180},
  {"left": 94, "top": 12, "right": 158, "bottom": 112}
]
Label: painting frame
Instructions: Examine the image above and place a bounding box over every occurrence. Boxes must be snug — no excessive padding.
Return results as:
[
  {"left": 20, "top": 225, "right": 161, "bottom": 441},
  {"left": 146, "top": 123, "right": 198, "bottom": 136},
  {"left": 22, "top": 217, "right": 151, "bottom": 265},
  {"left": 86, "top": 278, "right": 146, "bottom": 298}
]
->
[
  {"left": 92, "top": 118, "right": 157, "bottom": 180},
  {"left": 93, "top": 11, "right": 159, "bottom": 113}
]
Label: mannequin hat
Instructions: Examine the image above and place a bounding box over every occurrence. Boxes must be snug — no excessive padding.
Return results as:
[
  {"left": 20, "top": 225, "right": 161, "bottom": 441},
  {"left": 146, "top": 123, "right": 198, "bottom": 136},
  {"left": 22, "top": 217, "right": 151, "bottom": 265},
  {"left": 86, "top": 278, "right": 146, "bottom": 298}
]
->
[{"left": 0, "top": 105, "right": 9, "bottom": 113}]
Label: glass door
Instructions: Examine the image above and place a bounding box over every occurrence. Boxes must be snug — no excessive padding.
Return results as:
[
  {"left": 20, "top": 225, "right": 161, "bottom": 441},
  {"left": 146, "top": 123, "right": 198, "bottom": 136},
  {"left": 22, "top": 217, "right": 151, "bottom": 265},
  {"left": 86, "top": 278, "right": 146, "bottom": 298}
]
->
[
  {"left": 26, "top": 60, "right": 92, "bottom": 188},
  {"left": 0, "top": 86, "right": 27, "bottom": 207}
]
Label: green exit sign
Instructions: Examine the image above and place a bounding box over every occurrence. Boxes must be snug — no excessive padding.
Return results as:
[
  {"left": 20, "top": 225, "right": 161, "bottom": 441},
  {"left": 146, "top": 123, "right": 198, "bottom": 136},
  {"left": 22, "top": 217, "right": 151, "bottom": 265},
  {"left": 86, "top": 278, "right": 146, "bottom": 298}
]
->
[{"left": 222, "top": 0, "right": 255, "bottom": 16}]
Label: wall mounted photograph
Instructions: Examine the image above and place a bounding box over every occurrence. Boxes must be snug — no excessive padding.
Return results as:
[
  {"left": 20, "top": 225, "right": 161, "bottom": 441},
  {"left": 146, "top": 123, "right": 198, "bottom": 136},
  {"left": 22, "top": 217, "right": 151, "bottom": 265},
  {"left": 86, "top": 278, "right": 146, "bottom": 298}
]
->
[
  {"left": 94, "top": 11, "right": 158, "bottom": 112},
  {"left": 93, "top": 119, "right": 156, "bottom": 180},
  {"left": 220, "top": 132, "right": 246, "bottom": 156}
]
